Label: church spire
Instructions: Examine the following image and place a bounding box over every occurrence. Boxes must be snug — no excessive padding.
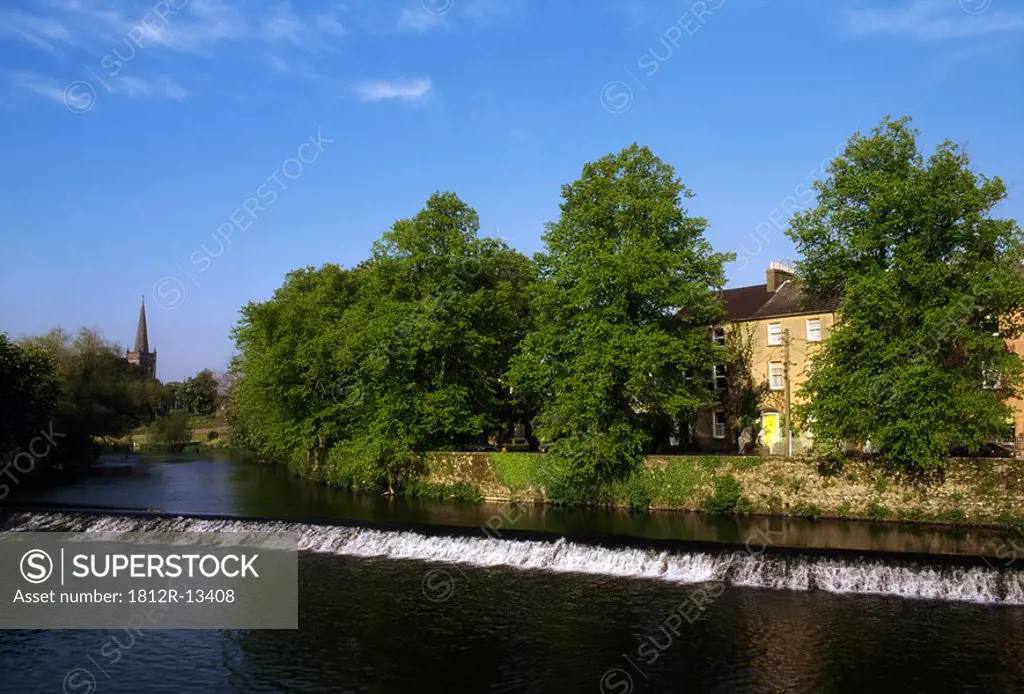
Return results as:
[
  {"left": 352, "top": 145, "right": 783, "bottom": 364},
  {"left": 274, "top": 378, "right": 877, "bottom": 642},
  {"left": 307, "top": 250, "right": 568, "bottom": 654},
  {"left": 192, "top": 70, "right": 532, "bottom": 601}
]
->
[{"left": 134, "top": 295, "right": 149, "bottom": 354}]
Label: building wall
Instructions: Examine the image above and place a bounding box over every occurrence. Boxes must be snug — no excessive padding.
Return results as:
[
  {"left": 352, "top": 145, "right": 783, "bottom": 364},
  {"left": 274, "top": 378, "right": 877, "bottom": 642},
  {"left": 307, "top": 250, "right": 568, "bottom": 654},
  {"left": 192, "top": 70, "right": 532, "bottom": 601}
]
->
[
  {"left": 688, "top": 312, "right": 836, "bottom": 454},
  {"left": 1011, "top": 336, "right": 1024, "bottom": 447},
  {"left": 741, "top": 312, "right": 836, "bottom": 453},
  {"left": 691, "top": 310, "right": 1024, "bottom": 456}
]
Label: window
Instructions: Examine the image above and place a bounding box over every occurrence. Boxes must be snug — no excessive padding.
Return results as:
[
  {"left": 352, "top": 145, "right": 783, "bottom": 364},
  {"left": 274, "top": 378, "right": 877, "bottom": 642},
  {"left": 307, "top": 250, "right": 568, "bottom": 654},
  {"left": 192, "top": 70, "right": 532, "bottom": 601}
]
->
[
  {"left": 806, "top": 318, "right": 822, "bottom": 342},
  {"left": 769, "top": 361, "right": 784, "bottom": 391},
  {"left": 983, "top": 366, "right": 1004, "bottom": 390},
  {"left": 713, "top": 364, "right": 728, "bottom": 391},
  {"left": 767, "top": 322, "right": 782, "bottom": 346},
  {"left": 713, "top": 411, "right": 726, "bottom": 439},
  {"left": 712, "top": 327, "right": 726, "bottom": 346}
]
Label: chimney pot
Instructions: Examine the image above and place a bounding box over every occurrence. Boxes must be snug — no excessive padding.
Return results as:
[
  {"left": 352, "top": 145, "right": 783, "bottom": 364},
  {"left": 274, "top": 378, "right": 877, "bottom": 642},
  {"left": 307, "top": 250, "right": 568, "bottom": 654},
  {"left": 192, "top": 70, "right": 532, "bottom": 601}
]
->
[{"left": 767, "top": 261, "right": 795, "bottom": 293}]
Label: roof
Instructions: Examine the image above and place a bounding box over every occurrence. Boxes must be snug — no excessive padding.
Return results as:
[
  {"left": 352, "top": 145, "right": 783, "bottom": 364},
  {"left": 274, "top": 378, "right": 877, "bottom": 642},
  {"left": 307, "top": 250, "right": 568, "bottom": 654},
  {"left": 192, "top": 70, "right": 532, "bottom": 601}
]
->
[
  {"left": 719, "top": 280, "right": 838, "bottom": 322},
  {"left": 134, "top": 296, "right": 149, "bottom": 353}
]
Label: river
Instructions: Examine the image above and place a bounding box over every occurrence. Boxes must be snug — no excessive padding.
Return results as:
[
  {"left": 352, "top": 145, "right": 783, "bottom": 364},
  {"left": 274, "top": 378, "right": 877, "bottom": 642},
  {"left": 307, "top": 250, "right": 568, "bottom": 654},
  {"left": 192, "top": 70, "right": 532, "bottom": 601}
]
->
[{"left": 2, "top": 451, "right": 1024, "bottom": 692}]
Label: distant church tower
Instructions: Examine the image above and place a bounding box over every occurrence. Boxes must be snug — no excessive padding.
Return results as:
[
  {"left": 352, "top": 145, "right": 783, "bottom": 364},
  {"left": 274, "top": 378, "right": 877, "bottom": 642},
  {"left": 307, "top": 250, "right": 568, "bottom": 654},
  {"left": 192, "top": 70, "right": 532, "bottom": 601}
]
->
[{"left": 126, "top": 296, "right": 157, "bottom": 380}]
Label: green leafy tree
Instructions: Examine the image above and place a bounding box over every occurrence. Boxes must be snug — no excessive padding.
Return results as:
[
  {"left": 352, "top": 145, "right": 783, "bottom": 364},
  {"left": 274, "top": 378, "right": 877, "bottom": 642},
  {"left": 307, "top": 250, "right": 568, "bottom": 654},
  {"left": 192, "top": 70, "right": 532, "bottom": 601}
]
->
[
  {"left": 21, "top": 328, "right": 157, "bottom": 463},
  {"left": 232, "top": 263, "right": 366, "bottom": 470},
  {"left": 147, "top": 409, "right": 192, "bottom": 446},
  {"left": 0, "top": 333, "right": 59, "bottom": 461},
  {"left": 509, "top": 144, "right": 732, "bottom": 498},
  {"left": 163, "top": 381, "right": 183, "bottom": 410},
  {"left": 789, "top": 116, "right": 1024, "bottom": 473},
  {"left": 721, "top": 324, "right": 769, "bottom": 453},
  {"left": 180, "top": 369, "right": 220, "bottom": 415},
  {"left": 337, "top": 193, "right": 533, "bottom": 491},
  {"left": 229, "top": 193, "right": 533, "bottom": 492}
]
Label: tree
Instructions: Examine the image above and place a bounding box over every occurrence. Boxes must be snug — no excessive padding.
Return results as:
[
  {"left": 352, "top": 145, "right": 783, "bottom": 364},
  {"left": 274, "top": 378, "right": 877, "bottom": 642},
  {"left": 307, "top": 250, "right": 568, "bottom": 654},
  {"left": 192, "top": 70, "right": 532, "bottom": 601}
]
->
[
  {"left": 163, "top": 381, "right": 183, "bottom": 410},
  {"left": 180, "top": 369, "right": 219, "bottom": 415},
  {"left": 721, "top": 323, "right": 769, "bottom": 453},
  {"left": 21, "top": 327, "right": 157, "bottom": 463},
  {"left": 0, "top": 333, "right": 59, "bottom": 461},
  {"left": 228, "top": 193, "right": 534, "bottom": 492},
  {"left": 788, "top": 116, "right": 1024, "bottom": 473},
  {"left": 335, "top": 192, "right": 534, "bottom": 491},
  {"left": 147, "top": 410, "right": 191, "bottom": 446},
  {"left": 509, "top": 144, "right": 732, "bottom": 498}
]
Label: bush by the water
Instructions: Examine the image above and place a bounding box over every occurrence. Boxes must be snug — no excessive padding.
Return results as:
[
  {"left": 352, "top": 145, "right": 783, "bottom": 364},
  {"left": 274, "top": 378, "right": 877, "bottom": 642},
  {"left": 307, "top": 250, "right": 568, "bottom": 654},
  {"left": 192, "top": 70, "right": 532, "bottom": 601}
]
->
[
  {"left": 703, "top": 474, "right": 751, "bottom": 516},
  {"left": 147, "top": 410, "right": 191, "bottom": 445}
]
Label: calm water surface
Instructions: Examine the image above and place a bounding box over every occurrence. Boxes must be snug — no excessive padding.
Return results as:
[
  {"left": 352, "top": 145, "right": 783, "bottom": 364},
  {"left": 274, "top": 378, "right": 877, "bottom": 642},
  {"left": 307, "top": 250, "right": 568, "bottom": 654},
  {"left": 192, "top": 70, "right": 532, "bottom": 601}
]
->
[{"left": 1, "top": 452, "right": 1023, "bottom": 693}]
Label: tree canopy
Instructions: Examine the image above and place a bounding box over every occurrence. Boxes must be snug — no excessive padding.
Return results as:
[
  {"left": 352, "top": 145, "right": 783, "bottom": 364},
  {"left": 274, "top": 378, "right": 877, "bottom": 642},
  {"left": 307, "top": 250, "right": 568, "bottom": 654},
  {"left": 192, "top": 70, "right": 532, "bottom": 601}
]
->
[
  {"left": 508, "top": 144, "right": 731, "bottom": 496},
  {"left": 229, "top": 192, "right": 534, "bottom": 491},
  {"left": 789, "top": 116, "right": 1024, "bottom": 472}
]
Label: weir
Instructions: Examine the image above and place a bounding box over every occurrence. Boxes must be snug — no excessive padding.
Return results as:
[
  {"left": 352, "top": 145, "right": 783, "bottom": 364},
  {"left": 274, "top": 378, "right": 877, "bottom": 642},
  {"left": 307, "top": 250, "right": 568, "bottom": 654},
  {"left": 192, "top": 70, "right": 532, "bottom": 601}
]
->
[{"left": 5, "top": 511, "right": 1024, "bottom": 606}]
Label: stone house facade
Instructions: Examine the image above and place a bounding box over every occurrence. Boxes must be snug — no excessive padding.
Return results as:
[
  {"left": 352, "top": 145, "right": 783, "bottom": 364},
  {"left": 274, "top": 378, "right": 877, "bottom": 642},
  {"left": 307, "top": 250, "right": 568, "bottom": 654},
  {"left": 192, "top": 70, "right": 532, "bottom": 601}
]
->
[{"left": 689, "top": 263, "right": 1024, "bottom": 457}]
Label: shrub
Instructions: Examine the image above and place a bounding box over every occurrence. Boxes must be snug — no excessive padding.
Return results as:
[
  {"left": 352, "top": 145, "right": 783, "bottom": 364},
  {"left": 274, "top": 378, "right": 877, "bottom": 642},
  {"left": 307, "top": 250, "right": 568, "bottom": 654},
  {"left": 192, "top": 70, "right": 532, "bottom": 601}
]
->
[
  {"left": 835, "top": 502, "right": 852, "bottom": 517},
  {"left": 703, "top": 474, "right": 751, "bottom": 516},
  {"left": 206, "top": 430, "right": 219, "bottom": 441},
  {"left": 614, "top": 472, "right": 652, "bottom": 511},
  {"left": 874, "top": 475, "right": 888, "bottom": 495},
  {"left": 866, "top": 501, "right": 891, "bottom": 520},
  {"left": 997, "top": 512, "right": 1024, "bottom": 533},
  {"left": 794, "top": 503, "right": 823, "bottom": 520},
  {"left": 897, "top": 507, "right": 925, "bottom": 522},
  {"left": 147, "top": 410, "right": 191, "bottom": 445},
  {"left": 764, "top": 493, "right": 785, "bottom": 515},
  {"left": 816, "top": 452, "right": 845, "bottom": 477},
  {"left": 937, "top": 508, "right": 967, "bottom": 525}
]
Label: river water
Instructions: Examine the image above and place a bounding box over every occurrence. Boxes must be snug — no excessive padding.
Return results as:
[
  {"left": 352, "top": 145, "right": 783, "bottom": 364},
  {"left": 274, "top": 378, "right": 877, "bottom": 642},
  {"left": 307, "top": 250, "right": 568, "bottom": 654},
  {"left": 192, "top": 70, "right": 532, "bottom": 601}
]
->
[{"left": 2, "top": 452, "right": 1024, "bottom": 692}]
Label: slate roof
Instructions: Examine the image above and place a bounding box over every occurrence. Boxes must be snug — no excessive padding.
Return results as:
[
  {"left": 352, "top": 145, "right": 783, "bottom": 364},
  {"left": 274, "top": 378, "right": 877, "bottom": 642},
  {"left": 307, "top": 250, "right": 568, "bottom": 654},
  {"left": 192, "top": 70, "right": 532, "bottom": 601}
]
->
[{"left": 719, "top": 279, "right": 839, "bottom": 322}]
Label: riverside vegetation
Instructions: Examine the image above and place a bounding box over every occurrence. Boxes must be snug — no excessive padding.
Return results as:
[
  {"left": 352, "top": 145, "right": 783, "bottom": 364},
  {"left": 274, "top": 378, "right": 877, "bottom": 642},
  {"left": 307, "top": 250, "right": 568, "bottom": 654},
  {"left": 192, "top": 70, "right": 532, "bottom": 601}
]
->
[
  {"left": 422, "top": 452, "right": 1024, "bottom": 529},
  {"left": 224, "top": 116, "right": 1024, "bottom": 518}
]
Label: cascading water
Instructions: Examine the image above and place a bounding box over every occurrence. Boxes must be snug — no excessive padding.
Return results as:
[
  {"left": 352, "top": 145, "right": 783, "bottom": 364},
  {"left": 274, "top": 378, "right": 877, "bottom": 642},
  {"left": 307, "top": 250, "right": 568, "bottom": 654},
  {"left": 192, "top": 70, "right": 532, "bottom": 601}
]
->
[{"left": 5, "top": 511, "right": 1022, "bottom": 605}]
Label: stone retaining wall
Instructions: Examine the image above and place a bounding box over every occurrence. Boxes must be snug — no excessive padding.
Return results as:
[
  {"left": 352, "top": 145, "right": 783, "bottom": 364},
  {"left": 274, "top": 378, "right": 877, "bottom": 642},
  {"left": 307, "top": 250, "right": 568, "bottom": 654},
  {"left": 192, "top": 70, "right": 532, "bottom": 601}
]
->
[{"left": 423, "top": 452, "right": 1024, "bottom": 525}]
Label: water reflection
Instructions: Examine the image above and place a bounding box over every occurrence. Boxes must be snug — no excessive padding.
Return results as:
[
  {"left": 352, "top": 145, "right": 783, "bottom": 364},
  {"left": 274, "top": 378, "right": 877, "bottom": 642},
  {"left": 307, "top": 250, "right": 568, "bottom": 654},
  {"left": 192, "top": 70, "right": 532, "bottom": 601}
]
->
[{"left": 5, "top": 451, "right": 1018, "bottom": 559}]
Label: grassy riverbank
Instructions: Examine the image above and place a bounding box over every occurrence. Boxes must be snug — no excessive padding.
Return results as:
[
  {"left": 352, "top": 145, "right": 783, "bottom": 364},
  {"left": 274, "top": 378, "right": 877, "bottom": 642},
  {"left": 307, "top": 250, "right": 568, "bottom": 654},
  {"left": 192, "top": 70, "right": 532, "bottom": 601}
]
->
[
  {"left": 115, "top": 414, "right": 232, "bottom": 452},
  {"left": 420, "top": 452, "right": 1024, "bottom": 530}
]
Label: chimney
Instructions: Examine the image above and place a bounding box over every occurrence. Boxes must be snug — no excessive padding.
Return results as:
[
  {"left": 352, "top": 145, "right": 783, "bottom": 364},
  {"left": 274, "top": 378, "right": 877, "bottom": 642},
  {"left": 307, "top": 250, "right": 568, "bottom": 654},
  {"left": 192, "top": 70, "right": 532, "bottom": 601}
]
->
[{"left": 766, "top": 261, "right": 795, "bottom": 293}]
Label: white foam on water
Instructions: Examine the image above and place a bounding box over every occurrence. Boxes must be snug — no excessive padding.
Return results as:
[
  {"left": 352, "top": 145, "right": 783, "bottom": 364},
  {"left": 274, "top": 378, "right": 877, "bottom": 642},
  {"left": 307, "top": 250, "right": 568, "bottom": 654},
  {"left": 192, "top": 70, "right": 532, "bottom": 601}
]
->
[{"left": 6, "top": 512, "right": 1021, "bottom": 605}]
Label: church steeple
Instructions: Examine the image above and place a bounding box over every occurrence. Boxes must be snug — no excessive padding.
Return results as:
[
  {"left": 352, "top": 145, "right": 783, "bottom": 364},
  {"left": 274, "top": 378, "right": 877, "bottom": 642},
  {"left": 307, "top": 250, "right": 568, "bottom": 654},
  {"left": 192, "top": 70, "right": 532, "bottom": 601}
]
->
[
  {"left": 126, "top": 295, "right": 157, "bottom": 380},
  {"left": 134, "top": 295, "right": 149, "bottom": 354}
]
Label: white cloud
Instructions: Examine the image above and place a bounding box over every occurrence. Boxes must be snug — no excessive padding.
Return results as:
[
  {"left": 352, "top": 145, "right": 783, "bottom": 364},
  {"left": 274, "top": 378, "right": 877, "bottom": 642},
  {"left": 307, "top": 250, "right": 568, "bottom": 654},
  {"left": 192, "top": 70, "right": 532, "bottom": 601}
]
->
[
  {"left": 393, "top": 0, "right": 525, "bottom": 33},
  {"left": 4, "top": 70, "right": 68, "bottom": 104},
  {"left": 355, "top": 77, "right": 433, "bottom": 102},
  {"left": 112, "top": 75, "right": 187, "bottom": 100},
  {"left": 845, "top": 0, "right": 1024, "bottom": 40},
  {"left": 4, "top": 0, "right": 348, "bottom": 56},
  {"left": 4, "top": 69, "right": 186, "bottom": 105},
  {"left": 0, "top": 9, "right": 76, "bottom": 52}
]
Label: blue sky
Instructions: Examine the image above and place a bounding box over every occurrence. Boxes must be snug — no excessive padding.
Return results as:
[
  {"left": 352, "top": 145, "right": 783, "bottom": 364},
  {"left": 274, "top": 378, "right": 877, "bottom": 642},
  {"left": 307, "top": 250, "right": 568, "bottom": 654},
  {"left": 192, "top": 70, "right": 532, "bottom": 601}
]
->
[{"left": 0, "top": 0, "right": 1022, "bottom": 382}]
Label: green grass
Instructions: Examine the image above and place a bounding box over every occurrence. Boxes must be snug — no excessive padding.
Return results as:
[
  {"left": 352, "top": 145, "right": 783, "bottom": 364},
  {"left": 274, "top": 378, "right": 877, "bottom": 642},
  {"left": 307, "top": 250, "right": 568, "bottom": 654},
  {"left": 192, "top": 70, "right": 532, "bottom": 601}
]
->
[
  {"left": 489, "top": 452, "right": 547, "bottom": 491},
  {"left": 652, "top": 458, "right": 715, "bottom": 505},
  {"left": 703, "top": 474, "right": 751, "bottom": 516}
]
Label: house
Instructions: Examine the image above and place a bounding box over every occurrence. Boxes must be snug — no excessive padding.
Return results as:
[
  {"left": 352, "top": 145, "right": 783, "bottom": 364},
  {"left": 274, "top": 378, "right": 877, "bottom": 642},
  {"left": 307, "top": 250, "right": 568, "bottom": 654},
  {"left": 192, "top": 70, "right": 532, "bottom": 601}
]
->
[
  {"left": 689, "top": 262, "right": 1024, "bottom": 457},
  {"left": 689, "top": 262, "right": 836, "bottom": 454}
]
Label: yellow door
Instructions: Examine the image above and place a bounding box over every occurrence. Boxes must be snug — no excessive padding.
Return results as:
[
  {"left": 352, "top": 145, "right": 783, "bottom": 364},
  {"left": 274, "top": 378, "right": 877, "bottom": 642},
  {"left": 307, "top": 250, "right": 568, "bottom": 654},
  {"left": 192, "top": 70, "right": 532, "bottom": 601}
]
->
[{"left": 762, "top": 413, "right": 780, "bottom": 448}]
